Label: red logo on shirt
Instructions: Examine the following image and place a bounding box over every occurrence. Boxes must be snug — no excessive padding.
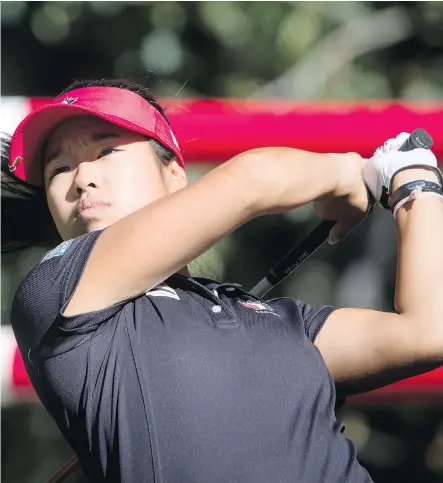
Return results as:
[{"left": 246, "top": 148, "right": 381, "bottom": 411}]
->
[{"left": 238, "top": 300, "right": 280, "bottom": 317}]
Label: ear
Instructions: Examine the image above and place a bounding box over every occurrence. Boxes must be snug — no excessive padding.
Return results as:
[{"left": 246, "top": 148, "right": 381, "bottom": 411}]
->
[{"left": 163, "top": 159, "right": 188, "bottom": 193}]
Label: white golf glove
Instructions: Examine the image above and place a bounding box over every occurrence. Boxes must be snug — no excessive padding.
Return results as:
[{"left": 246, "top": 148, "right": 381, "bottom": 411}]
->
[{"left": 363, "top": 132, "right": 439, "bottom": 206}]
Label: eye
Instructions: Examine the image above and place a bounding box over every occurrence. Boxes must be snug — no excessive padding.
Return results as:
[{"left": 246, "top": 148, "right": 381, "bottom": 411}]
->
[
  {"left": 48, "top": 166, "right": 70, "bottom": 180},
  {"left": 98, "top": 147, "right": 120, "bottom": 159}
]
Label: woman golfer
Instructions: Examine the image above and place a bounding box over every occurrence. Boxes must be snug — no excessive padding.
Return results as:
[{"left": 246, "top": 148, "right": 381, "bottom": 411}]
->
[{"left": 3, "top": 79, "right": 443, "bottom": 483}]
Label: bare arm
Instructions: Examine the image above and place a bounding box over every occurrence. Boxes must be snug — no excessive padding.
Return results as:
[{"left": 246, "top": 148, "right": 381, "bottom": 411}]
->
[
  {"left": 65, "top": 148, "right": 358, "bottom": 315},
  {"left": 315, "top": 167, "right": 443, "bottom": 395}
]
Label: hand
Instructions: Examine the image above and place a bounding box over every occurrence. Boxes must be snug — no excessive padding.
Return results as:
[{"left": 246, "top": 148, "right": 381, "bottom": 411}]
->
[
  {"left": 313, "top": 153, "right": 372, "bottom": 244},
  {"left": 363, "top": 132, "right": 439, "bottom": 204}
]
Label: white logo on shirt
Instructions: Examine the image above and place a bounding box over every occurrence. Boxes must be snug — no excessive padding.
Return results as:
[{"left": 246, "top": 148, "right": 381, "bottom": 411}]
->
[
  {"left": 146, "top": 285, "right": 180, "bottom": 300},
  {"left": 40, "top": 239, "right": 74, "bottom": 263}
]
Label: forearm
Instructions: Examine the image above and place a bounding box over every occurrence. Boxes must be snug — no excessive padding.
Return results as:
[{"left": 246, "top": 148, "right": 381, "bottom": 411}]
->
[
  {"left": 392, "top": 168, "right": 443, "bottom": 320},
  {"left": 235, "top": 147, "right": 353, "bottom": 216}
]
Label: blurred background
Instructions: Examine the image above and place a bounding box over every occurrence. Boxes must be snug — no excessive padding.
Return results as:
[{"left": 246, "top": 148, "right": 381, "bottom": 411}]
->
[{"left": 1, "top": 1, "right": 442, "bottom": 482}]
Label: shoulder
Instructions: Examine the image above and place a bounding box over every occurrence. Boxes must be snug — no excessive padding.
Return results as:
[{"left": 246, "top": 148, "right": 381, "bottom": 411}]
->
[
  {"left": 38, "top": 231, "right": 103, "bottom": 269},
  {"left": 10, "top": 231, "right": 128, "bottom": 372},
  {"left": 13, "top": 233, "right": 100, "bottom": 305},
  {"left": 11, "top": 232, "right": 103, "bottom": 335},
  {"left": 39, "top": 239, "right": 76, "bottom": 263}
]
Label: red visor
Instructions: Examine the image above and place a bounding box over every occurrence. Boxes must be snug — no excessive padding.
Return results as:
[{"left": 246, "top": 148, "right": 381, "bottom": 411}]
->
[{"left": 9, "top": 86, "right": 184, "bottom": 186}]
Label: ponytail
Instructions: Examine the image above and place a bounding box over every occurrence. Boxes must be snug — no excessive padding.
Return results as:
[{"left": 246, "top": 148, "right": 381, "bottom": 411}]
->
[{"left": 1, "top": 135, "right": 61, "bottom": 253}]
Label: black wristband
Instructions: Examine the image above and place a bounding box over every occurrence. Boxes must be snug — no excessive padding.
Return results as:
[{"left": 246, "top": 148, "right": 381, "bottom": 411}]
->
[
  {"left": 388, "top": 165, "right": 443, "bottom": 195},
  {"left": 389, "top": 180, "right": 443, "bottom": 212}
]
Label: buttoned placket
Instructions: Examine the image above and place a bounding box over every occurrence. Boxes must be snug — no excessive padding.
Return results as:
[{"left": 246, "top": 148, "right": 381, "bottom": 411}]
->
[{"left": 187, "top": 279, "right": 240, "bottom": 326}]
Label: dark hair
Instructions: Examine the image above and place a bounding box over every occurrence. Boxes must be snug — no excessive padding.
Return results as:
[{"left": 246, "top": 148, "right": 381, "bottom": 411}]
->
[{"left": 1, "top": 78, "right": 176, "bottom": 253}]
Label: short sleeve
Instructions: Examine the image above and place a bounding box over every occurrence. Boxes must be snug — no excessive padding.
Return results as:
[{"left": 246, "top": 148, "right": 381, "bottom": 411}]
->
[
  {"left": 267, "top": 297, "right": 337, "bottom": 343},
  {"left": 11, "top": 230, "right": 125, "bottom": 361},
  {"left": 295, "top": 299, "right": 338, "bottom": 342}
]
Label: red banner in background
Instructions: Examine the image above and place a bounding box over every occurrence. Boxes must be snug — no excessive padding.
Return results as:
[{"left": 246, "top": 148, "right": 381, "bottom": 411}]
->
[{"left": 28, "top": 98, "right": 443, "bottom": 163}]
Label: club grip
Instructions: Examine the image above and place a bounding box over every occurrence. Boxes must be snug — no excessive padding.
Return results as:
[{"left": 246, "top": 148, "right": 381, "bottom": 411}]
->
[{"left": 398, "top": 128, "right": 433, "bottom": 152}]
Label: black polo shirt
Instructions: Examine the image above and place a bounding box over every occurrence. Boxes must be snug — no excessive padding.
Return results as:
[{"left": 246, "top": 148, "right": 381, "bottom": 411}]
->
[{"left": 11, "top": 231, "right": 373, "bottom": 482}]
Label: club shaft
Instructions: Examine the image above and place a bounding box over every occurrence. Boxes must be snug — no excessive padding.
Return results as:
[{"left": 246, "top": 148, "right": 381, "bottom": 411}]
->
[{"left": 250, "top": 220, "right": 335, "bottom": 297}]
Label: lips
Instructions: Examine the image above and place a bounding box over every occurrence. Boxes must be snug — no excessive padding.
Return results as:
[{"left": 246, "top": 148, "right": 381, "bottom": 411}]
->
[
  {"left": 78, "top": 200, "right": 109, "bottom": 211},
  {"left": 77, "top": 200, "right": 110, "bottom": 216}
]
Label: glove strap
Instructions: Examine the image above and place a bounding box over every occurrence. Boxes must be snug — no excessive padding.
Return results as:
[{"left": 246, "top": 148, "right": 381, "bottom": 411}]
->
[{"left": 388, "top": 164, "right": 443, "bottom": 194}]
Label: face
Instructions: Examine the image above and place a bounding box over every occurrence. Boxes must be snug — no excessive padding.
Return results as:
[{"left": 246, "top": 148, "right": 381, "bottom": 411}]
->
[{"left": 43, "top": 116, "right": 187, "bottom": 240}]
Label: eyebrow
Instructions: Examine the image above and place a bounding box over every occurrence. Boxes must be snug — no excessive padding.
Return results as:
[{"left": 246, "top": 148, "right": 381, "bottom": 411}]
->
[{"left": 44, "top": 132, "right": 124, "bottom": 167}]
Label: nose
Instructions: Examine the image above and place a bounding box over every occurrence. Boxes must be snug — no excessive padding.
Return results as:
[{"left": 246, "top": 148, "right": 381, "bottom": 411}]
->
[{"left": 73, "top": 161, "right": 99, "bottom": 196}]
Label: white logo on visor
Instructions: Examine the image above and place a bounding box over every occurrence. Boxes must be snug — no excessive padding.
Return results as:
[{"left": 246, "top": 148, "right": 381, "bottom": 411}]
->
[{"left": 61, "top": 97, "right": 78, "bottom": 104}]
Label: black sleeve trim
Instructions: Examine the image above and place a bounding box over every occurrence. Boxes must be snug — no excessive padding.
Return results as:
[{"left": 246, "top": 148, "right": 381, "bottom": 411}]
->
[{"left": 304, "top": 305, "right": 338, "bottom": 342}]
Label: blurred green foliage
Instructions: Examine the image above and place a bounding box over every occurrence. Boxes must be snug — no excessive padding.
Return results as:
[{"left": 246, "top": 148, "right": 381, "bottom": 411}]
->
[{"left": 2, "top": 1, "right": 443, "bottom": 99}]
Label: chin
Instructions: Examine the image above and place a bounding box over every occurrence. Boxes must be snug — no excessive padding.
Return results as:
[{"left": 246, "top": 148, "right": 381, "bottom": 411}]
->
[{"left": 86, "top": 221, "right": 111, "bottom": 233}]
